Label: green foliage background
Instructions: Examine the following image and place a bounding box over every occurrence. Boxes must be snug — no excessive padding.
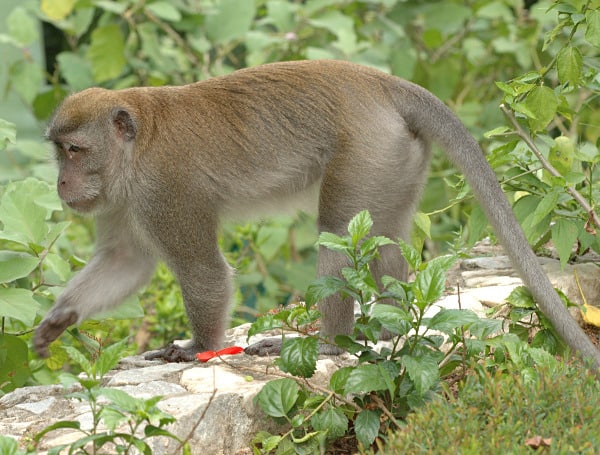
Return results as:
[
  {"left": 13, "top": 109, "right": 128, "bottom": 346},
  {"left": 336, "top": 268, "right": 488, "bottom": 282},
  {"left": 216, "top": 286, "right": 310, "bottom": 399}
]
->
[{"left": 0, "top": 0, "right": 599, "bottom": 390}]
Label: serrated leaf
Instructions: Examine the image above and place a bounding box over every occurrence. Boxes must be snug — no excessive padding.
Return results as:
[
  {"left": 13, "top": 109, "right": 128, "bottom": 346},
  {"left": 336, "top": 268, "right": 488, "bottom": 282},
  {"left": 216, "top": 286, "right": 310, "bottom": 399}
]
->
[
  {"left": 525, "top": 86, "right": 558, "bottom": 132},
  {"left": 551, "top": 218, "right": 579, "bottom": 268},
  {"left": 398, "top": 239, "right": 421, "bottom": 271},
  {"left": 63, "top": 345, "right": 93, "bottom": 375},
  {"left": 87, "top": 25, "right": 126, "bottom": 83},
  {"left": 556, "top": 46, "right": 582, "bottom": 86},
  {"left": 0, "top": 288, "right": 40, "bottom": 325},
  {"left": 370, "top": 303, "right": 412, "bottom": 335},
  {"left": 318, "top": 231, "right": 351, "bottom": 253},
  {"left": 506, "top": 286, "right": 535, "bottom": 309},
  {"left": 304, "top": 276, "right": 346, "bottom": 307},
  {"left": 277, "top": 337, "right": 318, "bottom": 378},
  {"left": 255, "top": 378, "right": 299, "bottom": 418},
  {"left": 525, "top": 189, "right": 559, "bottom": 230},
  {"left": 426, "top": 309, "right": 480, "bottom": 334},
  {"left": 345, "top": 364, "right": 388, "bottom": 394},
  {"left": 402, "top": 353, "right": 440, "bottom": 395},
  {"left": 95, "top": 339, "right": 129, "bottom": 377},
  {"left": 247, "top": 314, "right": 283, "bottom": 338},
  {"left": 329, "top": 367, "right": 352, "bottom": 394},
  {"left": 0, "top": 252, "right": 40, "bottom": 283},
  {"left": 354, "top": 410, "right": 380, "bottom": 448},
  {"left": 347, "top": 211, "right": 373, "bottom": 245},
  {"left": 311, "top": 406, "right": 348, "bottom": 440},
  {"left": 100, "top": 388, "right": 140, "bottom": 412},
  {"left": 585, "top": 10, "right": 600, "bottom": 47},
  {"left": 9, "top": 60, "right": 44, "bottom": 104},
  {"left": 414, "top": 265, "right": 446, "bottom": 307}
]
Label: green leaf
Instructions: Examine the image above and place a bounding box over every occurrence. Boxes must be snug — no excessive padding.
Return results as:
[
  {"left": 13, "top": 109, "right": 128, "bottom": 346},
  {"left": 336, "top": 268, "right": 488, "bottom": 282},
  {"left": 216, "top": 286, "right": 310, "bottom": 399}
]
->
[
  {"left": 585, "top": 10, "right": 600, "bottom": 47},
  {"left": 467, "top": 205, "right": 488, "bottom": 247},
  {"left": 255, "top": 378, "right": 299, "bottom": 418},
  {"left": 205, "top": 0, "right": 256, "bottom": 44},
  {"left": 506, "top": 286, "right": 535, "bottom": 309},
  {"left": 348, "top": 210, "right": 373, "bottom": 245},
  {"left": 398, "top": 239, "right": 421, "bottom": 271},
  {"left": 0, "top": 288, "right": 40, "bottom": 325},
  {"left": 247, "top": 314, "right": 283, "bottom": 338},
  {"left": 0, "top": 119, "right": 16, "bottom": 151},
  {"left": 95, "top": 339, "right": 129, "bottom": 377},
  {"left": 7, "top": 7, "right": 38, "bottom": 46},
  {"left": 41, "top": 0, "right": 77, "bottom": 20},
  {"left": 344, "top": 364, "right": 388, "bottom": 394},
  {"left": 525, "top": 86, "right": 558, "bottom": 132},
  {"left": 0, "top": 334, "right": 31, "bottom": 392},
  {"left": 549, "top": 136, "right": 575, "bottom": 175},
  {"left": 9, "top": 60, "right": 44, "bottom": 104},
  {"left": 145, "top": 2, "right": 182, "bottom": 22},
  {"left": 402, "top": 353, "right": 440, "bottom": 395},
  {"left": 308, "top": 10, "right": 357, "bottom": 55},
  {"left": 556, "top": 46, "right": 582, "bottom": 86},
  {"left": 370, "top": 303, "right": 412, "bottom": 335},
  {"left": 414, "top": 264, "right": 446, "bottom": 307},
  {"left": 87, "top": 25, "right": 126, "bottom": 83},
  {"left": 524, "top": 189, "right": 559, "bottom": 232},
  {"left": 354, "top": 410, "right": 381, "bottom": 448},
  {"left": 0, "top": 436, "right": 19, "bottom": 455},
  {"left": 277, "top": 337, "right": 318, "bottom": 378},
  {"left": 256, "top": 225, "right": 289, "bottom": 261},
  {"left": 63, "top": 345, "right": 93, "bottom": 376},
  {"left": 311, "top": 406, "right": 348, "bottom": 441},
  {"left": 0, "top": 252, "right": 40, "bottom": 283},
  {"left": 426, "top": 309, "right": 480, "bottom": 335},
  {"left": 551, "top": 218, "right": 579, "bottom": 268},
  {"left": 329, "top": 366, "right": 352, "bottom": 394},
  {"left": 100, "top": 388, "right": 140, "bottom": 412},
  {"left": 57, "top": 52, "right": 94, "bottom": 91},
  {"left": 318, "top": 231, "right": 351, "bottom": 253}
]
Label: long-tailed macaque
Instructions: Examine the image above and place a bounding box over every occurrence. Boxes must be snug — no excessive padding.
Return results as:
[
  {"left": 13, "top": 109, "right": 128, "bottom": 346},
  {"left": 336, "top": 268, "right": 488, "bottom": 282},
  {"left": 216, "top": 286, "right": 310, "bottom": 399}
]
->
[{"left": 34, "top": 60, "right": 600, "bottom": 368}]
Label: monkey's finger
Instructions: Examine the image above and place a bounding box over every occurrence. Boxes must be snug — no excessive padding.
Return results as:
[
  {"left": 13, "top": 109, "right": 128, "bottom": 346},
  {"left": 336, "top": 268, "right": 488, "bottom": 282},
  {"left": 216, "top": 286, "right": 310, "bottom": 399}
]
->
[{"left": 33, "top": 310, "right": 78, "bottom": 357}]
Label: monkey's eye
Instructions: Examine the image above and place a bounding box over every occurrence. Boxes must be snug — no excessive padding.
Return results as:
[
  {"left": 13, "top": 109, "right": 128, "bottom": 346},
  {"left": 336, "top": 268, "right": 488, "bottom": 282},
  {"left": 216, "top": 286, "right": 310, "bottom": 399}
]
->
[{"left": 67, "top": 144, "right": 81, "bottom": 153}]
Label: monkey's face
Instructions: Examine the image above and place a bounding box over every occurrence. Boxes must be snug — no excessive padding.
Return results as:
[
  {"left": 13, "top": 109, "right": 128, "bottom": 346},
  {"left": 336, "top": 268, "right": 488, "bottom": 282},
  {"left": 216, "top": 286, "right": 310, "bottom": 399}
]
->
[{"left": 52, "top": 138, "right": 106, "bottom": 214}]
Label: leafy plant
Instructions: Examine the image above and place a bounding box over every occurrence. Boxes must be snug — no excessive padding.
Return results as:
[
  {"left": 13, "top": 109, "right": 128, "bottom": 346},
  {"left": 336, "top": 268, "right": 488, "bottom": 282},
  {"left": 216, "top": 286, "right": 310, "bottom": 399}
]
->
[
  {"left": 33, "top": 339, "right": 190, "bottom": 455},
  {"left": 486, "top": 1, "right": 600, "bottom": 265},
  {"left": 250, "top": 211, "right": 508, "bottom": 452}
]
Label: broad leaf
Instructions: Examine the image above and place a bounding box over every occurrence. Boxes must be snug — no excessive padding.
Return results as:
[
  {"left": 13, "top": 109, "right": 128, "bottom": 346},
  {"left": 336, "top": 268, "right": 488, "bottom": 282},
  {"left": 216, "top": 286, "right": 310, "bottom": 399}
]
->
[
  {"left": 255, "top": 378, "right": 299, "bottom": 418},
  {"left": 277, "top": 337, "right": 318, "bottom": 378},
  {"left": 0, "top": 288, "right": 39, "bottom": 325},
  {"left": 402, "top": 353, "right": 440, "bottom": 395},
  {"left": 354, "top": 410, "right": 381, "bottom": 448}
]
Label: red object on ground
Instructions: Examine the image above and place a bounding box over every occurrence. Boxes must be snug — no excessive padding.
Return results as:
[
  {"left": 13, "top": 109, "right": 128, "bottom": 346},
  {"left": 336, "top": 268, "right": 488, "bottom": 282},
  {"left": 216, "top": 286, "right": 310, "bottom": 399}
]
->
[{"left": 196, "top": 346, "right": 244, "bottom": 362}]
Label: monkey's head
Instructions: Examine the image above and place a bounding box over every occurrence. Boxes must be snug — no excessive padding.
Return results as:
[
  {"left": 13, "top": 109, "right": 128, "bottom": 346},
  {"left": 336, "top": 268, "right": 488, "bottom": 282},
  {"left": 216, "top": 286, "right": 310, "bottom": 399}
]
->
[{"left": 47, "top": 88, "right": 138, "bottom": 214}]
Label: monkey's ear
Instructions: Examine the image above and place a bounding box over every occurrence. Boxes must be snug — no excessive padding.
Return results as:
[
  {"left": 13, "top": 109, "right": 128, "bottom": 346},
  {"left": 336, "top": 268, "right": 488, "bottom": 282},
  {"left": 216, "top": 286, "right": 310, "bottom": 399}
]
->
[{"left": 113, "top": 108, "right": 137, "bottom": 141}]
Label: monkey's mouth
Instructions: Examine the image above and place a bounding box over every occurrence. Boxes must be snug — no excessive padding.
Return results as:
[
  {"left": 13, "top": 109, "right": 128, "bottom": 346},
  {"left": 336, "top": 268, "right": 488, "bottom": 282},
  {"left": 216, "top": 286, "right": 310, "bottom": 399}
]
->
[{"left": 65, "top": 197, "right": 97, "bottom": 212}]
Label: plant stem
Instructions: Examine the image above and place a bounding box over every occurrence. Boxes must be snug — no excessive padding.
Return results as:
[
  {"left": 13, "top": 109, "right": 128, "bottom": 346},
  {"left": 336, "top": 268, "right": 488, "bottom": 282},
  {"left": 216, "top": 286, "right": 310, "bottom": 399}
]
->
[{"left": 500, "top": 104, "right": 600, "bottom": 229}]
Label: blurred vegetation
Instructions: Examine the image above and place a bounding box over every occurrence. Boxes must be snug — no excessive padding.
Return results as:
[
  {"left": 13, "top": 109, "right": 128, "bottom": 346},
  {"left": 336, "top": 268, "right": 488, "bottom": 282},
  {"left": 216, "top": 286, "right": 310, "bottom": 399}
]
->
[{"left": 0, "top": 0, "right": 599, "bottom": 392}]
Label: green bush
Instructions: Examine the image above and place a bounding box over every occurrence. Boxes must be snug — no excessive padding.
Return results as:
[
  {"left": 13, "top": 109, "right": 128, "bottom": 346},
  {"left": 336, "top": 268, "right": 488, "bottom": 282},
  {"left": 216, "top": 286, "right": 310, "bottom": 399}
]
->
[{"left": 381, "top": 360, "right": 600, "bottom": 454}]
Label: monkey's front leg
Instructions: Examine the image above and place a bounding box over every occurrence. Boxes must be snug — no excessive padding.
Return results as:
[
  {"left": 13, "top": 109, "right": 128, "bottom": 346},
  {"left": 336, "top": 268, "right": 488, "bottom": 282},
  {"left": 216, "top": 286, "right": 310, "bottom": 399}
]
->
[
  {"left": 34, "top": 227, "right": 156, "bottom": 358},
  {"left": 145, "top": 251, "right": 234, "bottom": 362}
]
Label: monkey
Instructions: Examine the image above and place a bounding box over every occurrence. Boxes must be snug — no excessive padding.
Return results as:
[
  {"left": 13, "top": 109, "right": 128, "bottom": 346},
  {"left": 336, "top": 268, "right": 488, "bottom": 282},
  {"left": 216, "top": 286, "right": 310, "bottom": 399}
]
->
[{"left": 33, "top": 60, "right": 600, "bottom": 369}]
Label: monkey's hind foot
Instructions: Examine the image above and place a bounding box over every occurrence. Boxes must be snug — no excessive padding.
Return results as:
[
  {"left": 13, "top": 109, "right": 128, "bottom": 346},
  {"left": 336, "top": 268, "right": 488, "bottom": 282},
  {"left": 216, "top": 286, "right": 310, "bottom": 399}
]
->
[
  {"left": 245, "top": 336, "right": 344, "bottom": 356},
  {"left": 144, "top": 343, "right": 198, "bottom": 362}
]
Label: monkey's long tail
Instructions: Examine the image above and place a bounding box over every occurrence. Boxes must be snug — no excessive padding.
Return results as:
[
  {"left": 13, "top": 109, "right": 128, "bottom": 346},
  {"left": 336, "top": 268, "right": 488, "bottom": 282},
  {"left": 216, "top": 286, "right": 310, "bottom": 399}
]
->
[{"left": 395, "top": 80, "right": 600, "bottom": 372}]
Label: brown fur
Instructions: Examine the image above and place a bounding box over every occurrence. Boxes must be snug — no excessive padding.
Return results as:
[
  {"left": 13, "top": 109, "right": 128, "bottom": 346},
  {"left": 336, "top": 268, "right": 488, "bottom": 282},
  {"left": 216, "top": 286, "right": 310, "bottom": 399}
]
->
[{"left": 34, "top": 60, "right": 600, "bottom": 366}]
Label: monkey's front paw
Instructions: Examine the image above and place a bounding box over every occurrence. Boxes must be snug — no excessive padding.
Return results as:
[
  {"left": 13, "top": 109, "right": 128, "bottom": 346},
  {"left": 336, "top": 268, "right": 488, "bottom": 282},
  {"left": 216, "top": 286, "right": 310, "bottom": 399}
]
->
[
  {"left": 34, "top": 310, "right": 78, "bottom": 358},
  {"left": 144, "top": 343, "right": 197, "bottom": 362}
]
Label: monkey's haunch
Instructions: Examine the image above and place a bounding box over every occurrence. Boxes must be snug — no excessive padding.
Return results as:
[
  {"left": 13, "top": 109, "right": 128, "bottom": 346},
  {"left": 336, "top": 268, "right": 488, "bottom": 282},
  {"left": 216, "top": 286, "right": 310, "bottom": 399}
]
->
[{"left": 36, "top": 60, "right": 600, "bottom": 371}]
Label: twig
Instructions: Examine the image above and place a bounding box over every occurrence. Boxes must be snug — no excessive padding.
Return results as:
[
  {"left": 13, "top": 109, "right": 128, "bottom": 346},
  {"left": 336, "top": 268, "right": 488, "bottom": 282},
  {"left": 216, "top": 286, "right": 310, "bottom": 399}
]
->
[
  {"left": 500, "top": 104, "right": 600, "bottom": 229},
  {"left": 369, "top": 394, "right": 402, "bottom": 430}
]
